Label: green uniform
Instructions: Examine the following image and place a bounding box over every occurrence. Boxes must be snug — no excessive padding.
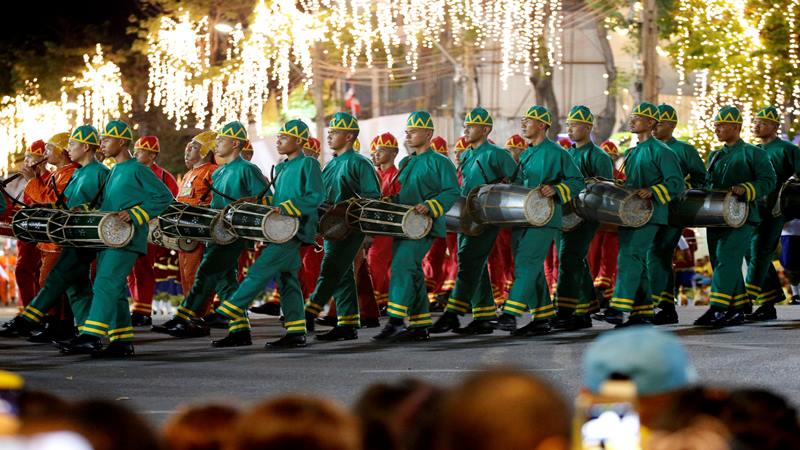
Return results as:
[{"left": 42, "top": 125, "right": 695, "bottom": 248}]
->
[
  {"left": 446, "top": 141, "right": 516, "bottom": 320},
  {"left": 647, "top": 137, "right": 707, "bottom": 308},
  {"left": 705, "top": 139, "right": 776, "bottom": 310},
  {"left": 504, "top": 139, "right": 584, "bottom": 321},
  {"left": 81, "top": 159, "right": 173, "bottom": 342},
  {"left": 555, "top": 142, "right": 613, "bottom": 316},
  {"left": 745, "top": 138, "right": 800, "bottom": 305},
  {"left": 20, "top": 159, "right": 109, "bottom": 328},
  {"left": 175, "top": 156, "right": 268, "bottom": 322},
  {"left": 304, "top": 149, "right": 381, "bottom": 326},
  {"left": 388, "top": 149, "right": 459, "bottom": 328},
  {"left": 217, "top": 154, "right": 324, "bottom": 334},
  {"left": 609, "top": 137, "right": 684, "bottom": 316}
]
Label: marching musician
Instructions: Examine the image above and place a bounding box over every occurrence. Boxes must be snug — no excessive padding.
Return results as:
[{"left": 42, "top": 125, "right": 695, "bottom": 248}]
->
[
  {"left": 15, "top": 140, "right": 48, "bottom": 308},
  {"left": 493, "top": 105, "right": 584, "bottom": 336},
  {"left": 422, "top": 136, "right": 454, "bottom": 307},
  {"left": 553, "top": 106, "right": 614, "bottom": 331},
  {"left": 372, "top": 111, "right": 459, "bottom": 342},
  {"left": 431, "top": 107, "right": 517, "bottom": 335},
  {"left": 588, "top": 140, "right": 621, "bottom": 308},
  {"left": 648, "top": 104, "right": 707, "bottom": 324},
  {"left": 593, "top": 102, "right": 685, "bottom": 327},
  {"left": 59, "top": 122, "right": 174, "bottom": 358},
  {"left": 304, "top": 112, "right": 381, "bottom": 342},
  {"left": 744, "top": 106, "right": 800, "bottom": 321}
]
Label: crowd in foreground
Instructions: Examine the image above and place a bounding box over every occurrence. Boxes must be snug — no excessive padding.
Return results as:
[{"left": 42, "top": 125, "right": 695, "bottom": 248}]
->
[{"left": 1, "top": 327, "right": 798, "bottom": 450}]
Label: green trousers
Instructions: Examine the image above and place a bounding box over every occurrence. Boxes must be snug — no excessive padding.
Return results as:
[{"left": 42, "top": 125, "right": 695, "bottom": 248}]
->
[
  {"left": 446, "top": 226, "right": 500, "bottom": 321},
  {"left": 708, "top": 225, "right": 755, "bottom": 310},
  {"left": 647, "top": 226, "right": 684, "bottom": 308},
  {"left": 81, "top": 248, "right": 140, "bottom": 342},
  {"left": 746, "top": 213, "right": 785, "bottom": 305},
  {"left": 176, "top": 240, "right": 248, "bottom": 321},
  {"left": 504, "top": 227, "right": 557, "bottom": 321},
  {"left": 20, "top": 248, "right": 95, "bottom": 328},
  {"left": 556, "top": 220, "right": 598, "bottom": 316},
  {"left": 304, "top": 232, "right": 365, "bottom": 326},
  {"left": 217, "top": 240, "right": 304, "bottom": 334},
  {"left": 387, "top": 236, "right": 434, "bottom": 328},
  {"left": 610, "top": 224, "right": 659, "bottom": 316}
]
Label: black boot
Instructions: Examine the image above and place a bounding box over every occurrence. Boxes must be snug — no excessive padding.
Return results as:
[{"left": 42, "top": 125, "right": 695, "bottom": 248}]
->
[
  {"left": 511, "top": 320, "right": 551, "bottom": 337},
  {"left": 372, "top": 319, "right": 406, "bottom": 341},
  {"left": 393, "top": 327, "right": 430, "bottom": 342},
  {"left": 790, "top": 295, "right": 800, "bottom": 305},
  {"left": 91, "top": 341, "right": 135, "bottom": 358},
  {"left": 453, "top": 319, "right": 494, "bottom": 335},
  {"left": 551, "top": 313, "right": 574, "bottom": 330},
  {"left": 265, "top": 333, "right": 307, "bottom": 349},
  {"left": 430, "top": 311, "right": 460, "bottom": 334},
  {"left": 305, "top": 312, "right": 316, "bottom": 332},
  {"left": 167, "top": 318, "right": 210, "bottom": 338},
  {"left": 315, "top": 325, "right": 358, "bottom": 341},
  {"left": 721, "top": 309, "right": 745, "bottom": 327},
  {"left": 592, "top": 308, "right": 624, "bottom": 325},
  {"left": 694, "top": 307, "right": 727, "bottom": 326},
  {"left": 361, "top": 317, "right": 381, "bottom": 328},
  {"left": 652, "top": 306, "right": 679, "bottom": 325},
  {"left": 201, "top": 312, "right": 229, "bottom": 329},
  {"left": 211, "top": 331, "right": 252, "bottom": 348},
  {"left": 130, "top": 313, "right": 152, "bottom": 327},
  {"left": 0, "top": 316, "right": 38, "bottom": 338},
  {"left": 59, "top": 334, "right": 102, "bottom": 355},
  {"left": 315, "top": 315, "right": 337, "bottom": 327},
  {"left": 565, "top": 315, "right": 593, "bottom": 331},
  {"left": 616, "top": 315, "right": 653, "bottom": 328},
  {"left": 28, "top": 320, "right": 76, "bottom": 343},
  {"left": 494, "top": 313, "right": 517, "bottom": 332},
  {"left": 745, "top": 304, "right": 777, "bottom": 321},
  {"left": 151, "top": 316, "right": 185, "bottom": 334},
  {"left": 249, "top": 302, "right": 281, "bottom": 316}
]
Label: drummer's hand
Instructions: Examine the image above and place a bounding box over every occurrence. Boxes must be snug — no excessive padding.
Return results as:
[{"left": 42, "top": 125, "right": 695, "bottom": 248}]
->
[
  {"left": 414, "top": 203, "right": 431, "bottom": 216},
  {"left": 635, "top": 188, "right": 653, "bottom": 199},
  {"left": 20, "top": 165, "right": 34, "bottom": 180},
  {"left": 272, "top": 207, "right": 282, "bottom": 215},
  {"left": 116, "top": 211, "right": 132, "bottom": 223},
  {"left": 730, "top": 185, "right": 747, "bottom": 197},
  {"left": 540, "top": 185, "right": 556, "bottom": 197}
]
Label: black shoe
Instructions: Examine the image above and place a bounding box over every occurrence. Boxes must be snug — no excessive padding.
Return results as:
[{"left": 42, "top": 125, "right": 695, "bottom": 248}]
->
[
  {"left": 430, "top": 312, "right": 460, "bottom": 334},
  {"left": 202, "top": 312, "right": 229, "bottom": 329},
  {"left": 745, "top": 304, "right": 777, "bottom": 321},
  {"left": 315, "top": 325, "right": 358, "bottom": 341},
  {"left": 722, "top": 310, "right": 745, "bottom": 327},
  {"left": 453, "top": 319, "right": 494, "bottom": 335},
  {"left": 393, "top": 327, "right": 430, "bottom": 342},
  {"left": 211, "top": 331, "right": 252, "bottom": 348},
  {"left": 0, "top": 316, "right": 38, "bottom": 338},
  {"left": 616, "top": 315, "right": 653, "bottom": 328},
  {"left": 379, "top": 305, "right": 388, "bottom": 317},
  {"left": 167, "top": 319, "right": 210, "bottom": 338},
  {"left": 249, "top": 302, "right": 281, "bottom": 316},
  {"left": 59, "top": 334, "right": 102, "bottom": 355},
  {"left": 790, "top": 295, "right": 800, "bottom": 305},
  {"left": 361, "top": 317, "right": 381, "bottom": 328},
  {"left": 551, "top": 315, "right": 573, "bottom": 330},
  {"left": 494, "top": 314, "right": 517, "bottom": 332},
  {"left": 265, "top": 333, "right": 307, "bottom": 349},
  {"left": 511, "top": 320, "right": 551, "bottom": 337},
  {"left": 652, "top": 308, "right": 679, "bottom": 325},
  {"left": 315, "top": 315, "right": 337, "bottom": 327},
  {"left": 91, "top": 341, "right": 134, "bottom": 358},
  {"left": 130, "top": 313, "right": 152, "bottom": 327},
  {"left": 28, "top": 320, "right": 76, "bottom": 343},
  {"left": 429, "top": 301, "right": 444, "bottom": 312},
  {"left": 564, "top": 315, "right": 593, "bottom": 331},
  {"left": 305, "top": 312, "right": 316, "bottom": 332},
  {"left": 694, "top": 308, "right": 726, "bottom": 327},
  {"left": 372, "top": 322, "right": 406, "bottom": 341},
  {"left": 592, "top": 308, "right": 624, "bottom": 325},
  {"left": 151, "top": 317, "right": 185, "bottom": 334}
]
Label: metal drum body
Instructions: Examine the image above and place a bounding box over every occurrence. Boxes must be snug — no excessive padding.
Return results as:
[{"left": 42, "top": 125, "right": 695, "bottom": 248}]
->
[
  {"left": 668, "top": 189, "right": 748, "bottom": 228},
  {"left": 158, "top": 202, "right": 236, "bottom": 245},
  {"left": 224, "top": 202, "right": 299, "bottom": 243},
  {"left": 574, "top": 180, "right": 653, "bottom": 228},
  {"left": 445, "top": 197, "right": 486, "bottom": 236},
  {"left": 467, "top": 184, "right": 554, "bottom": 227},
  {"left": 318, "top": 202, "right": 352, "bottom": 241},
  {"left": 12, "top": 208, "right": 133, "bottom": 248},
  {"left": 561, "top": 200, "right": 584, "bottom": 232},
  {"left": 148, "top": 219, "right": 199, "bottom": 252},
  {"left": 346, "top": 199, "right": 432, "bottom": 239},
  {"left": 778, "top": 181, "right": 800, "bottom": 220}
]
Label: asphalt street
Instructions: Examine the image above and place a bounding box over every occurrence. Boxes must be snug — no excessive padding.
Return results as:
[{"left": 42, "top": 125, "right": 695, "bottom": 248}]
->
[{"left": 2, "top": 306, "right": 800, "bottom": 423}]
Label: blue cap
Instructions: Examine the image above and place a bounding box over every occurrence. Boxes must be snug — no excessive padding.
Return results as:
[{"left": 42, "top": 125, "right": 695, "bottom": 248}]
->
[{"left": 583, "top": 327, "right": 696, "bottom": 396}]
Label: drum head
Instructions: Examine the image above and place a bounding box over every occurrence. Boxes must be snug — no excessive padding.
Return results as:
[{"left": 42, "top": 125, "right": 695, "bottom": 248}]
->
[
  {"left": 619, "top": 195, "right": 654, "bottom": 227},
  {"left": 177, "top": 239, "right": 200, "bottom": 252},
  {"left": 523, "top": 189, "right": 555, "bottom": 226},
  {"left": 264, "top": 211, "right": 299, "bottom": 243},
  {"left": 561, "top": 212, "right": 583, "bottom": 232},
  {"left": 98, "top": 214, "right": 134, "bottom": 248},
  {"left": 401, "top": 211, "right": 433, "bottom": 240},
  {"left": 723, "top": 193, "right": 749, "bottom": 228},
  {"left": 319, "top": 203, "right": 352, "bottom": 240},
  {"left": 211, "top": 216, "right": 238, "bottom": 245}
]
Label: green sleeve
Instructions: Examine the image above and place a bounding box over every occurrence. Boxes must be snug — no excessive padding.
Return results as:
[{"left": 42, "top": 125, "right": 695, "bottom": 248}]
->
[
  {"left": 355, "top": 158, "right": 381, "bottom": 199},
  {"left": 424, "top": 157, "right": 460, "bottom": 219},
  {"left": 278, "top": 158, "right": 324, "bottom": 218},
  {"left": 787, "top": 143, "right": 800, "bottom": 179},
  {"left": 591, "top": 149, "right": 614, "bottom": 179},
  {"left": 127, "top": 166, "right": 175, "bottom": 226},
  {"left": 650, "top": 148, "right": 685, "bottom": 205},
  {"left": 741, "top": 146, "right": 777, "bottom": 202},
  {"left": 554, "top": 152, "right": 585, "bottom": 204},
  {"left": 683, "top": 143, "right": 708, "bottom": 188},
  {"left": 494, "top": 148, "right": 518, "bottom": 180}
]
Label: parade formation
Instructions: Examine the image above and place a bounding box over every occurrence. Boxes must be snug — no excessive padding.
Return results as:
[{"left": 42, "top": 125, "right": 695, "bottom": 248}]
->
[{"left": 0, "top": 100, "right": 797, "bottom": 358}]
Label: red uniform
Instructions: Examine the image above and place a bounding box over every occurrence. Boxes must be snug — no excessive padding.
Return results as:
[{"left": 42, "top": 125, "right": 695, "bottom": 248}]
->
[
  {"left": 129, "top": 162, "right": 178, "bottom": 315},
  {"left": 544, "top": 241, "right": 559, "bottom": 295},
  {"left": 588, "top": 147, "right": 624, "bottom": 307},
  {"left": 367, "top": 164, "right": 399, "bottom": 307},
  {"left": 487, "top": 227, "right": 514, "bottom": 305},
  {"left": 16, "top": 173, "right": 49, "bottom": 306}
]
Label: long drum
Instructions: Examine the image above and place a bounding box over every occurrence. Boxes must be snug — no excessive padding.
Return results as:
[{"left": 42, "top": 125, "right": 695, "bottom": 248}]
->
[
  {"left": 12, "top": 208, "right": 133, "bottom": 248},
  {"left": 777, "top": 180, "right": 800, "bottom": 220},
  {"left": 346, "top": 199, "right": 432, "bottom": 239},
  {"left": 318, "top": 201, "right": 352, "bottom": 241},
  {"left": 158, "top": 202, "right": 236, "bottom": 245},
  {"left": 148, "top": 219, "right": 199, "bottom": 252},
  {"left": 224, "top": 202, "right": 299, "bottom": 243},
  {"left": 668, "top": 189, "right": 749, "bottom": 228},
  {"left": 574, "top": 180, "right": 653, "bottom": 228},
  {"left": 445, "top": 197, "right": 486, "bottom": 236},
  {"left": 467, "top": 184, "right": 554, "bottom": 227}
]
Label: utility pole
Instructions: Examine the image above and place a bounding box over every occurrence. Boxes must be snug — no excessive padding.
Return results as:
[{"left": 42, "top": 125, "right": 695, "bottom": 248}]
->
[{"left": 641, "top": 0, "right": 659, "bottom": 103}]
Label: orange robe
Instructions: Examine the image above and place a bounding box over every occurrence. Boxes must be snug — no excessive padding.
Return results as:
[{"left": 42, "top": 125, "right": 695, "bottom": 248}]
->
[{"left": 16, "top": 173, "right": 50, "bottom": 306}]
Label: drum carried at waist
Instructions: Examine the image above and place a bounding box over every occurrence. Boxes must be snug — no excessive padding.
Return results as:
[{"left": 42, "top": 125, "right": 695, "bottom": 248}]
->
[
  {"left": 12, "top": 207, "right": 134, "bottom": 248},
  {"left": 148, "top": 219, "right": 199, "bottom": 252},
  {"left": 668, "top": 189, "right": 749, "bottom": 228},
  {"left": 346, "top": 199, "right": 432, "bottom": 239},
  {"left": 561, "top": 200, "right": 583, "bottom": 232},
  {"left": 467, "top": 184, "right": 554, "bottom": 227},
  {"left": 318, "top": 201, "right": 352, "bottom": 241},
  {"left": 158, "top": 202, "right": 236, "bottom": 245},
  {"left": 572, "top": 179, "right": 653, "bottom": 228},
  {"left": 445, "top": 197, "right": 486, "bottom": 236},
  {"left": 223, "top": 201, "right": 299, "bottom": 243},
  {"left": 777, "top": 180, "right": 800, "bottom": 220}
]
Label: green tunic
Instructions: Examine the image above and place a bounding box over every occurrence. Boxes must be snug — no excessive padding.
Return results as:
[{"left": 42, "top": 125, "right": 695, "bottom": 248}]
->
[
  {"left": 395, "top": 149, "right": 460, "bottom": 238},
  {"left": 321, "top": 149, "right": 381, "bottom": 203},
  {"left": 210, "top": 156, "right": 269, "bottom": 209},
  {"left": 567, "top": 142, "right": 614, "bottom": 180},
  {"left": 620, "top": 137, "right": 685, "bottom": 225},
  {"left": 64, "top": 159, "right": 110, "bottom": 209},
  {"left": 459, "top": 141, "right": 517, "bottom": 195},
  {"left": 760, "top": 138, "right": 800, "bottom": 209},
  {"left": 272, "top": 155, "right": 325, "bottom": 244},
  {"left": 663, "top": 137, "right": 707, "bottom": 188}
]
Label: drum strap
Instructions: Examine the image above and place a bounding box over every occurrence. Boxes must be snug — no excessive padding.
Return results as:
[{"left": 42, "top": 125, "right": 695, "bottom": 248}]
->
[
  {"left": 50, "top": 175, "right": 71, "bottom": 209},
  {"left": 88, "top": 177, "right": 108, "bottom": 210},
  {"left": 203, "top": 179, "right": 237, "bottom": 202},
  {"left": 0, "top": 185, "right": 26, "bottom": 208},
  {"left": 705, "top": 151, "right": 723, "bottom": 186},
  {"left": 510, "top": 153, "right": 533, "bottom": 183},
  {"left": 388, "top": 155, "right": 414, "bottom": 190},
  {"left": 256, "top": 166, "right": 277, "bottom": 204}
]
